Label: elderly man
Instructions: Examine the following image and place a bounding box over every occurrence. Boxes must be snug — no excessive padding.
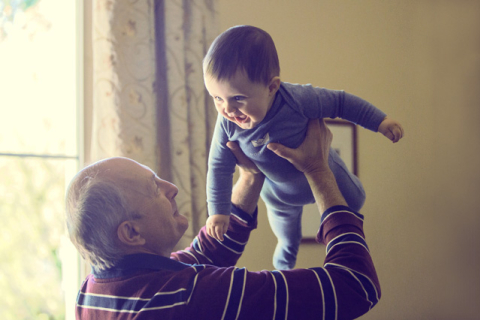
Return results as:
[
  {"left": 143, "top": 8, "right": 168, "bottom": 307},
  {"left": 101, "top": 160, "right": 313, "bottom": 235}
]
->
[{"left": 66, "top": 119, "right": 380, "bottom": 320}]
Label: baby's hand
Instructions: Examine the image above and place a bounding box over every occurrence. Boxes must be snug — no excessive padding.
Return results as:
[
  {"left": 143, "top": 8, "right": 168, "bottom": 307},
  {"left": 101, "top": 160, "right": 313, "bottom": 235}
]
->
[
  {"left": 378, "top": 117, "right": 404, "bottom": 143},
  {"left": 206, "top": 215, "right": 230, "bottom": 241}
]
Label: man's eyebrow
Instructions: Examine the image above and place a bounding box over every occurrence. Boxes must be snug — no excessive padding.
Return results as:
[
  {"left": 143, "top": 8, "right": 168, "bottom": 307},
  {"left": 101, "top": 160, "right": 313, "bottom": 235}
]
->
[
  {"left": 149, "top": 173, "right": 157, "bottom": 188},
  {"left": 139, "top": 174, "right": 157, "bottom": 197},
  {"left": 151, "top": 173, "right": 161, "bottom": 187}
]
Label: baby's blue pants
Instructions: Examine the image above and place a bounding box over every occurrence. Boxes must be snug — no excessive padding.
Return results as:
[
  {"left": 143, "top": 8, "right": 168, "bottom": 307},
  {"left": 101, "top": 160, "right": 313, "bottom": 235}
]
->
[{"left": 260, "top": 148, "right": 365, "bottom": 270}]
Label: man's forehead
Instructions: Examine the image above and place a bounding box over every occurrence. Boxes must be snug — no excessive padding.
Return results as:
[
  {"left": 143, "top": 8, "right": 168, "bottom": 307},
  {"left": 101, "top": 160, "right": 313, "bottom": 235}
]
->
[{"left": 99, "top": 158, "right": 154, "bottom": 196}]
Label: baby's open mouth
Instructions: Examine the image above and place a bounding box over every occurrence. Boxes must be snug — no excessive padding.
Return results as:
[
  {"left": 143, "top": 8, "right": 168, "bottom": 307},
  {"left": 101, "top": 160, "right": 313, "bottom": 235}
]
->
[{"left": 235, "top": 115, "right": 248, "bottom": 123}]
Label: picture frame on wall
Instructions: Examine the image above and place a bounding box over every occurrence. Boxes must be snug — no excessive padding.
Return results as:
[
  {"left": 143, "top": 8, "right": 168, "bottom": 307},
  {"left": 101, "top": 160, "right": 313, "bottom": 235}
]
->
[{"left": 301, "top": 119, "right": 358, "bottom": 242}]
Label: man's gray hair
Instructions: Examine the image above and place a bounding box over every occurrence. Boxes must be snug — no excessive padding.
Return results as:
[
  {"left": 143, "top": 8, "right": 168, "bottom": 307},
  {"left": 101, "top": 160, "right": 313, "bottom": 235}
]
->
[{"left": 65, "top": 165, "right": 140, "bottom": 271}]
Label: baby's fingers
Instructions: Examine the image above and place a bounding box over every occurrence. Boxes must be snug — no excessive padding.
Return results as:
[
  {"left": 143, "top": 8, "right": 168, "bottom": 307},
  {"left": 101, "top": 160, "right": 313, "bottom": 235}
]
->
[
  {"left": 383, "top": 131, "right": 394, "bottom": 142},
  {"left": 214, "top": 225, "right": 224, "bottom": 241},
  {"left": 207, "top": 226, "right": 217, "bottom": 239},
  {"left": 206, "top": 223, "right": 213, "bottom": 238},
  {"left": 390, "top": 125, "right": 404, "bottom": 143},
  {"left": 206, "top": 221, "right": 219, "bottom": 240}
]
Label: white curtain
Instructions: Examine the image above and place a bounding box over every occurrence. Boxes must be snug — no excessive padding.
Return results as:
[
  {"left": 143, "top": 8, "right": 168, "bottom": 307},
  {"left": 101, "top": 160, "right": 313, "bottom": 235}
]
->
[{"left": 89, "top": 0, "right": 218, "bottom": 247}]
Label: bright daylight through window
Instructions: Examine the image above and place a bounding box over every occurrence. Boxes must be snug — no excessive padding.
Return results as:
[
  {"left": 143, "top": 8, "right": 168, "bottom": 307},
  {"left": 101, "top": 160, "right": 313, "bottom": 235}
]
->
[{"left": 0, "top": 0, "right": 81, "bottom": 319}]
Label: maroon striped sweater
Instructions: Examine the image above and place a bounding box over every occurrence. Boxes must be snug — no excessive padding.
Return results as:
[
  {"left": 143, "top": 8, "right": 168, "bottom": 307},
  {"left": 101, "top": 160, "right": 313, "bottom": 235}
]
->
[{"left": 75, "top": 204, "right": 380, "bottom": 320}]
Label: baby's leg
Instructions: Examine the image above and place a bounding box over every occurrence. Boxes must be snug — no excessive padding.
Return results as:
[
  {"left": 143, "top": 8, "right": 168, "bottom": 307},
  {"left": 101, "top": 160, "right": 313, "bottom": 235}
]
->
[
  {"left": 328, "top": 148, "right": 366, "bottom": 211},
  {"left": 261, "top": 182, "right": 303, "bottom": 270},
  {"left": 266, "top": 205, "right": 303, "bottom": 270}
]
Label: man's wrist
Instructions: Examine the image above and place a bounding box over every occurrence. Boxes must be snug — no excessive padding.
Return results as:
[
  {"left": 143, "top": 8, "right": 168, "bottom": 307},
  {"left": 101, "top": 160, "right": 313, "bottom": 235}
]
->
[
  {"left": 231, "top": 170, "right": 265, "bottom": 216},
  {"left": 305, "top": 169, "right": 348, "bottom": 213},
  {"left": 238, "top": 169, "right": 264, "bottom": 185}
]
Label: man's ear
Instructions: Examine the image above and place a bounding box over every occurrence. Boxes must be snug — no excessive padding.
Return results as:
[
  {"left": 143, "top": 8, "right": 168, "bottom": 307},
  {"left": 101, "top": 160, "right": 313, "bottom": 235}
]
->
[
  {"left": 268, "top": 76, "right": 281, "bottom": 96},
  {"left": 117, "top": 221, "right": 146, "bottom": 247}
]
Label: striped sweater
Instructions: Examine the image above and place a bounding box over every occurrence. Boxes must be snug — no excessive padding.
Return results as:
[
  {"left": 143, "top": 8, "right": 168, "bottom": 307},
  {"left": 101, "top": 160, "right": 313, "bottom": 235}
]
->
[{"left": 75, "top": 204, "right": 380, "bottom": 320}]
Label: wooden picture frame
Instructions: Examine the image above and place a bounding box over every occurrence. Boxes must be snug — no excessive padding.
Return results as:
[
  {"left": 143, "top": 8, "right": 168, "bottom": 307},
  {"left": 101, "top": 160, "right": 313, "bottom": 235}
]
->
[{"left": 301, "top": 119, "right": 358, "bottom": 242}]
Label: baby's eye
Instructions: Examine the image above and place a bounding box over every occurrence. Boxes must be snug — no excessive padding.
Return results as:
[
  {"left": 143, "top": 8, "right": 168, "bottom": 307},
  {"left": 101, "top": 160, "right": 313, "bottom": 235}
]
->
[
  {"left": 214, "top": 96, "right": 223, "bottom": 102},
  {"left": 234, "top": 96, "right": 245, "bottom": 101}
]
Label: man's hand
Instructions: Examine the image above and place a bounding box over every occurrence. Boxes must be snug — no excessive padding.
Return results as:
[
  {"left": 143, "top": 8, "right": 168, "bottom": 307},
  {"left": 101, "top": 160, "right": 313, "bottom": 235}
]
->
[
  {"left": 267, "top": 119, "right": 332, "bottom": 175},
  {"left": 267, "top": 119, "right": 347, "bottom": 212},
  {"left": 206, "top": 215, "right": 230, "bottom": 241},
  {"left": 227, "top": 141, "right": 262, "bottom": 175},
  {"left": 378, "top": 117, "right": 404, "bottom": 143}
]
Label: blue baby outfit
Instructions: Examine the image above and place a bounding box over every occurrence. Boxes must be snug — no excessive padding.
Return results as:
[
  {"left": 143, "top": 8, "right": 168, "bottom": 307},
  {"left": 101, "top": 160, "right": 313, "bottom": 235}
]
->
[{"left": 207, "top": 82, "right": 386, "bottom": 269}]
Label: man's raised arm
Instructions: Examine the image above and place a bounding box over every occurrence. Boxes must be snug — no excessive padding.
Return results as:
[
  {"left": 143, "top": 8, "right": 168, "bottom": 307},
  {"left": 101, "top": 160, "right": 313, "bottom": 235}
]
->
[
  {"left": 227, "top": 141, "right": 265, "bottom": 215},
  {"left": 171, "top": 140, "right": 264, "bottom": 266},
  {"left": 265, "top": 119, "right": 381, "bottom": 319}
]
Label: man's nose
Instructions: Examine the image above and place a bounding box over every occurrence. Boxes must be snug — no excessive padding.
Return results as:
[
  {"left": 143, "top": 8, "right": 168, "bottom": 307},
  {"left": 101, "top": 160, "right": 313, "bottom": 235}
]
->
[{"left": 164, "top": 180, "right": 178, "bottom": 199}]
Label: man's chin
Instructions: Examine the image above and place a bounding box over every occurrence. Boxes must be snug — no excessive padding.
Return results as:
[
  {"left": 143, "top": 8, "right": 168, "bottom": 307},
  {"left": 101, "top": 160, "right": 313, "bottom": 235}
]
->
[{"left": 178, "top": 215, "right": 189, "bottom": 229}]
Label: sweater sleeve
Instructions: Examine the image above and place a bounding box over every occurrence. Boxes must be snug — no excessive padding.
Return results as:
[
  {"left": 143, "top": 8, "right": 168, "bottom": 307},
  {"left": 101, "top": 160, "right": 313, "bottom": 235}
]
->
[
  {"left": 282, "top": 83, "right": 387, "bottom": 132},
  {"left": 170, "top": 204, "right": 257, "bottom": 267},
  {"left": 339, "top": 92, "right": 387, "bottom": 132},
  {"left": 206, "top": 114, "right": 237, "bottom": 216},
  {"left": 184, "top": 205, "right": 381, "bottom": 320},
  {"left": 313, "top": 88, "right": 386, "bottom": 132}
]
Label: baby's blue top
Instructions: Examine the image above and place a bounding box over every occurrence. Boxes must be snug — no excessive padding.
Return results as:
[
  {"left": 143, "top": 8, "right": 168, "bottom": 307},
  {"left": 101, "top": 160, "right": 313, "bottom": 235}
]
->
[{"left": 206, "top": 82, "right": 386, "bottom": 216}]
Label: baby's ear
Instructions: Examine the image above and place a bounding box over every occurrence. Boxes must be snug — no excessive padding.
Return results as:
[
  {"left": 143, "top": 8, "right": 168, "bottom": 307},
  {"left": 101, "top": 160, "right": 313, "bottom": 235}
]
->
[{"left": 268, "top": 76, "right": 281, "bottom": 95}]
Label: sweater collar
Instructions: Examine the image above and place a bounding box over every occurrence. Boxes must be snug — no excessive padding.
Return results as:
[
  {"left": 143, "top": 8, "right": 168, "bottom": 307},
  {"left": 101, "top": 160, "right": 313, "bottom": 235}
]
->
[{"left": 92, "top": 253, "right": 191, "bottom": 279}]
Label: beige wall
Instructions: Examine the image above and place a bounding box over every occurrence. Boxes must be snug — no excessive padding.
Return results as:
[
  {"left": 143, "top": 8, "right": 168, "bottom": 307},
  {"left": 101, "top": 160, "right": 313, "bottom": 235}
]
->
[{"left": 218, "top": 1, "right": 480, "bottom": 319}]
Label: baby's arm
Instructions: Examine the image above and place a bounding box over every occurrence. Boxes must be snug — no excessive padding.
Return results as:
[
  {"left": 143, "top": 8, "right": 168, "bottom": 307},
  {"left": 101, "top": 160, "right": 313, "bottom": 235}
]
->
[
  {"left": 378, "top": 117, "right": 404, "bottom": 143},
  {"left": 206, "top": 116, "right": 237, "bottom": 239},
  {"left": 206, "top": 139, "right": 264, "bottom": 241},
  {"left": 312, "top": 88, "right": 404, "bottom": 142},
  {"left": 206, "top": 215, "right": 230, "bottom": 241}
]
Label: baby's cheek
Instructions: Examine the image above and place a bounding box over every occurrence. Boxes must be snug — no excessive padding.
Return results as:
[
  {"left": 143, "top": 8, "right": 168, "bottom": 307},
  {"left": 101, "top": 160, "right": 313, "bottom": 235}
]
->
[{"left": 214, "top": 105, "right": 223, "bottom": 114}]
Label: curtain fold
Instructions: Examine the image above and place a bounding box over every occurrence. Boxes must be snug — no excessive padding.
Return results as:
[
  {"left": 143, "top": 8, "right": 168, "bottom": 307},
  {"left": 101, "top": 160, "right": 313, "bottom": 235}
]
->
[
  {"left": 91, "top": 0, "right": 158, "bottom": 169},
  {"left": 89, "top": 0, "right": 218, "bottom": 248},
  {"left": 158, "top": 0, "right": 218, "bottom": 248}
]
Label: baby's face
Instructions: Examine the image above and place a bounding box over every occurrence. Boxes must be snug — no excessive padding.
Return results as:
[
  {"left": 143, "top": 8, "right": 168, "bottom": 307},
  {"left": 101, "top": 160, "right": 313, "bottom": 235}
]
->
[{"left": 204, "top": 70, "right": 278, "bottom": 130}]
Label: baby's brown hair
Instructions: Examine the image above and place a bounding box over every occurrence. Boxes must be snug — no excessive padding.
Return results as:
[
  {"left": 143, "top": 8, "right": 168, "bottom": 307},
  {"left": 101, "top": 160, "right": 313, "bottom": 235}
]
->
[{"left": 203, "top": 25, "right": 280, "bottom": 85}]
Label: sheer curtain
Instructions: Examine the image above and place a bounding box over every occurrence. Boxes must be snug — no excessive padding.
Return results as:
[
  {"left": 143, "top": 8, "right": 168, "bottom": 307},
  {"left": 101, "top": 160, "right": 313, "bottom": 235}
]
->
[{"left": 87, "top": 0, "right": 218, "bottom": 248}]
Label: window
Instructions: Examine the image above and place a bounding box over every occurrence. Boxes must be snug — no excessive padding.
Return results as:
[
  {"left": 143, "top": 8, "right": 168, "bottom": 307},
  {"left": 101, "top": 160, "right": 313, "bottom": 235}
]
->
[{"left": 0, "top": 0, "right": 82, "bottom": 319}]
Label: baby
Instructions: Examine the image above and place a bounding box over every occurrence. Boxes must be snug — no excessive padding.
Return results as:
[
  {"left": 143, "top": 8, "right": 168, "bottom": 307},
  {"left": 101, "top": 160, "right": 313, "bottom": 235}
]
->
[{"left": 203, "top": 25, "right": 403, "bottom": 269}]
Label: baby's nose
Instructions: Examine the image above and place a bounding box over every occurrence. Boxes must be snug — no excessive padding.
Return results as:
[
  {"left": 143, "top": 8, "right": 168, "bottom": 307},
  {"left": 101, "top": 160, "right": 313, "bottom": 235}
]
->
[{"left": 224, "top": 103, "right": 237, "bottom": 116}]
